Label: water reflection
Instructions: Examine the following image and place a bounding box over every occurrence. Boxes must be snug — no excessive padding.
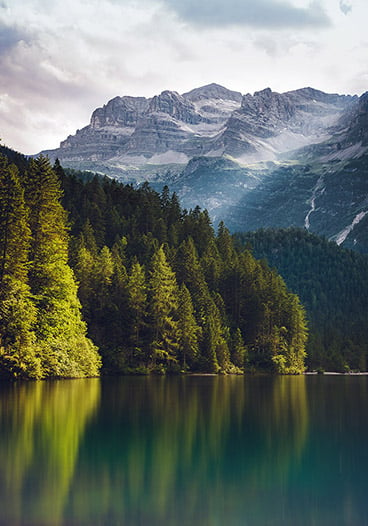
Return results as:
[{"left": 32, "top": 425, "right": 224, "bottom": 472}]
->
[
  {"left": 0, "top": 379, "right": 100, "bottom": 525},
  {"left": 2, "top": 375, "right": 368, "bottom": 525},
  {"left": 67, "top": 375, "right": 309, "bottom": 525}
]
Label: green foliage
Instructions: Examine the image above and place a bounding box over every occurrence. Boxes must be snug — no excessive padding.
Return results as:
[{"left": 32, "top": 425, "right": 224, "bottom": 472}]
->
[
  {"left": 177, "top": 284, "right": 200, "bottom": 370},
  {"left": 58, "top": 169, "right": 308, "bottom": 374},
  {"left": 149, "top": 246, "right": 180, "bottom": 371},
  {"left": 1, "top": 147, "right": 309, "bottom": 376},
  {"left": 237, "top": 227, "right": 368, "bottom": 371},
  {"left": 0, "top": 155, "right": 39, "bottom": 377},
  {"left": 0, "top": 153, "right": 101, "bottom": 379}
]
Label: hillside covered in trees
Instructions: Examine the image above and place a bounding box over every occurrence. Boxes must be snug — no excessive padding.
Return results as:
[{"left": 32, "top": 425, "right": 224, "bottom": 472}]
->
[
  {"left": 0, "top": 146, "right": 307, "bottom": 378},
  {"left": 236, "top": 228, "right": 368, "bottom": 371}
]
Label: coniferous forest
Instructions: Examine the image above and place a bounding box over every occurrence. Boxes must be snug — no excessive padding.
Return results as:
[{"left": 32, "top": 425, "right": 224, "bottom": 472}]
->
[
  {"left": 236, "top": 228, "right": 368, "bottom": 372},
  {"left": 0, "top": 147, "right": 307, "bottom": 378}
]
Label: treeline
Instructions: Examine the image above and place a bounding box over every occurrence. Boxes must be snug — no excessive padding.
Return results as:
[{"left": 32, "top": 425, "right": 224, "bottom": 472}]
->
[
  {"left": 236, "top": 228, "right": 368, "bottom": 371},
  {"left": 58, "top": 164, "right": 307, "bottom": 374},
  {"left": 0, "top": 153, "right": 101, "bottom": 378},
  {"left": 0, "top": 147, "right": 307, "bottom": 377}
]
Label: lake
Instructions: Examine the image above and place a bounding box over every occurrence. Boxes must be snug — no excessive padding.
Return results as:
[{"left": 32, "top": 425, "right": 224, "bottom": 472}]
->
[{"left": 1, "top": 375, "right": 368, "bottom": 525}]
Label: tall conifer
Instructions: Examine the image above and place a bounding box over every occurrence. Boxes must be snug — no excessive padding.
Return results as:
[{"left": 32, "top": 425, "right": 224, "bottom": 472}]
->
[
  {"left": 0, "top": 155, "right": 40, "bottom": 377},
  {"left": 25, "top": 156, "right": 101, "bottom": 377},
  {"left": 149, "top": 246, "right": 179, "bottom": 370}
]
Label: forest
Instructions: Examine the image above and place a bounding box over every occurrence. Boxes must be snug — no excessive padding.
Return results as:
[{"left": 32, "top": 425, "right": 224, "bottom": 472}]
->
[
  {"left": 237, "top": 228, "right": 368, "bottom": 371},
  {"left": 0, "top": 146, "right": 307, "bottom": 378}
]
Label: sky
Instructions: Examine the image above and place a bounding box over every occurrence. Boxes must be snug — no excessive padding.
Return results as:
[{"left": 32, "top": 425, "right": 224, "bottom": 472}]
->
[{"left": 0, "top": 0, "right": 367, "bottom": 154}]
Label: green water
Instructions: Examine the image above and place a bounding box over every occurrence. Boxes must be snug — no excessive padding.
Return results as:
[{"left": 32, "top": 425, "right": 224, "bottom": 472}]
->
[{"left": 1, "top": 375, "right": 368, "bottom": 525}]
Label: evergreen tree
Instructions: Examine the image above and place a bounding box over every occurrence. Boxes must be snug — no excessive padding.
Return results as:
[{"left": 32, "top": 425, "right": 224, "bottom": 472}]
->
[
  {"left": 231, "top": 328, "right": 247, "bottom": 369},
  {"left": 0, "top": 155, "right": 40, "bottom": 378},
  {"left": 149, "top": 246, "right": 179, "bottom": 371},
  {"left": 25, "top": 156, "right": 101, "bottom": 377},
  {"left": 177, "top": 284, "right": 200, "bottom": 370},
  {"left": 128, "top": 260, "right": 147, "bottom": 353}
]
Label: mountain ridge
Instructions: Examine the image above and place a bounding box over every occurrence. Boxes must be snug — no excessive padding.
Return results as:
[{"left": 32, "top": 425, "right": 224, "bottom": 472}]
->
[
  {"left": 42, "top": 83, "right": 357, "bottom": 170},
  {"left": 39, "top": 83, "right": 368, "bottom": 253}
]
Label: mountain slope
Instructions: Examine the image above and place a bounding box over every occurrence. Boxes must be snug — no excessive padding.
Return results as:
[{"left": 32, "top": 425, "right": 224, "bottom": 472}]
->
[
  {"left": 37, "top": 83, "right": 368, "bottom": 252},
  {"left": 222, "top": 153, "right": 368, "bottom": 254},
  {"left": 236, "top": 228, "right": 368, "bottom": 371},
  {"left": 41, "top": 84, "right": 355, "bottom": 172}
]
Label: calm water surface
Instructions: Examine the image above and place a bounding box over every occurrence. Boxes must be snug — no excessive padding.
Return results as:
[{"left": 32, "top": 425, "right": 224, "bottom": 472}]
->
[{"left": 1, "top": 375, "right": 368, "bottom": 525}]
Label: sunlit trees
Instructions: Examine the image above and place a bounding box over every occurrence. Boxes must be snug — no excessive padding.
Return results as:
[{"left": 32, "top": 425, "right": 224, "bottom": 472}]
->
[
  {"left": 0, "top": 155, "right": 39, "bottom": 377},
  {"left": 0, "top": 146, "right": 309, "bottom": 376},
  {"left": 149, "top": 246, "right": 179, "bottom": 371},
  {"left": 0, "top": 155, "right": 101, "bottom": 379}
]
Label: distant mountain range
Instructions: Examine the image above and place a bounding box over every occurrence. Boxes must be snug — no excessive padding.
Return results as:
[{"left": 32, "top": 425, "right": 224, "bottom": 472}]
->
[{"left": 41, "top": 83, "right": 368, "bottom": 253}]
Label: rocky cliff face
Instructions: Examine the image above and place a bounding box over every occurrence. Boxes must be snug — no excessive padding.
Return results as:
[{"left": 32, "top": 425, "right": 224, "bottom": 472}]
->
[
  {"left": 40, "top": 84, "right": 368, "bottom": 252},
  {"left": 212, "top": 87, "right": 356, "bottom": 160},
  {"left": 44, "top": 83, "right": 355, "bottom": 171},
  {"left": 44, "top": 83, "right": 244, "bottom": 169}
]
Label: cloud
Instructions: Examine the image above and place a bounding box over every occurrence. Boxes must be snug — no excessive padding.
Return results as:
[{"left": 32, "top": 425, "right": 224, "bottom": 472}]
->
[
  {"left": 0, "top": 0, "right": 366, "bottom": 156},
  {"left": 339, "top": 0, "right": 352, "bottom": 15},
  {"left": 161, "top": 0, "right": 331, "bottom": 29},
  {"left": 0, "top": 22, "right": 30, "bottom": 55}
]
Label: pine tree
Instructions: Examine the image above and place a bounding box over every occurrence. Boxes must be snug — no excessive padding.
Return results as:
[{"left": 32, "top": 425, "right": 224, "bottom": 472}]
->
[
  {"left": 0, "top": 155, "right": 40, "bottom": 378},
  {"left": 128, "top": 260, "right": 147, "bottom": 352},
  {"left": 200, "top": 296, "right": 221, "bottom": 373},
  {"left": 177, "top": 283, "right": 200, "bottom": 370},
  {"left": 25, "top": 156, "right": 101, "bottom": 377},
  {"left": 174, "top": 238, "right": 209, "bottom": 315},
  {"left": 231, "top": 328, "right": 247, "bottom": 369},
  {"left": 149, "top": 246, "right": 179, "bottom": 371}
]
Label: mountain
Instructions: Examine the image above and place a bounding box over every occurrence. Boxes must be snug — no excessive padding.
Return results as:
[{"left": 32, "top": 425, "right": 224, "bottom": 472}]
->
[
  {"left": 40, "top": 83, "right": 368, "bottom": 252},
  {"left": 42, "top": 83, "right": 243, "bottom": 177},
  {"left": 42, "top": 83, "right": 354, "bottom": 172}
]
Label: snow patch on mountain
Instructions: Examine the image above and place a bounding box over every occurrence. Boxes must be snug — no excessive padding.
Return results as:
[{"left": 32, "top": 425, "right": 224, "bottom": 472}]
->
[{"left": 331, "top": 211, "right": 368, "bottom": 245}]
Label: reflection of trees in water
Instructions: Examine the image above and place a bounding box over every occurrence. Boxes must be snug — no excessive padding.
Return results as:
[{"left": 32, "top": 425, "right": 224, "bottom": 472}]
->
[
  {"left": 2, "top": 376, "right": 367, "bottom": 525},
  {"left": 247, "top": 376, "right": 309, "bottom": 483},
  {"left": 0, "top": 377, "right": 310, "bottom": 525},
  {"left": 0, "top": 379, "right": 100, "bottom": 525},
  {"left": 67, "top": 376, "right": 309, "bottom": 525}
]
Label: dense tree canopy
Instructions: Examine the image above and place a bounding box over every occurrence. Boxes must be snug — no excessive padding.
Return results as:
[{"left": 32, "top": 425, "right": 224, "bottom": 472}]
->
[
  {"left": 57, "top": 169, "right": 308, "bottom": 374},
  {"left": 236, "top": 228, "right": 368, "bottom": 371},
  {"left": 0, "top": 153, "right": 100, "bottom": 378},
  {"left": 0, "top": 147, "right": 308, "bottom": 377}
]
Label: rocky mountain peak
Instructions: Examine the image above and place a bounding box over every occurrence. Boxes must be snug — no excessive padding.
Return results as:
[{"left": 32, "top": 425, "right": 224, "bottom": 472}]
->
[
  {"left": 253, "top": 87, "right": 273, "bottom": 97},
  {"left": 41, "top": 83, "right": 361, "bottom": 177},
  {"left": 147, "top": 90, "right": 202, "bottom": 124},
  {"left": 90, "top": 95, "right": 149, "bottom": 129},
  {"left": 341, "top": 91, "right": 368, "bottom": 146},
  {"left": 183, "top": 83, "right": 243, "bottom": 103},
  {"left": 228, "top": 88, "right": 295, "bottom": 146}
]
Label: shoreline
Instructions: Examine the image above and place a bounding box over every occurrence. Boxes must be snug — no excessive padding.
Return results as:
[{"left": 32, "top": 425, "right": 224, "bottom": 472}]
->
[{"left": 304, "top": 371, "right": 368, "bottom": 376}]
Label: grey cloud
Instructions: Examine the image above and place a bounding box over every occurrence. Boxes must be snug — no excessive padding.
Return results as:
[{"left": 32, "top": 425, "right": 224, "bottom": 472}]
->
[
  {"left": 161, "top": 0, "right": 331, "bottom": 29},
  {"left": 0, "top": 22, "right": 30, "bottom": 55},
  {"left": 339, "top": 0, "right": 352, "bottom": 15}
]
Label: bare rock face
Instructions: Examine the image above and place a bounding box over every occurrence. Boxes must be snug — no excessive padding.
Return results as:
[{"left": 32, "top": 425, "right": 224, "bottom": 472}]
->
[
  {"left": 124, "top": 91, "right": 203, "bottom": 157},
  {"left": 43, "top": 83, "right": 243, "bottom": 167},
  {"left": 41, "top": 83, "right": 359, "bottom": 172},
  {"left": 147, "top": 91, "right": 202, "bottom": 124},
  {"left": 57, "top": 96, "right": 150, "bottom": 162},
  {"left": 183, "top": 83, "right": 242, "bottom": 103},
  {"left": 212, "top": 87, "right": 356, "bottom": 160},
  {"left": 338, "top": 91, "right": 368, "bottom": 147},
  {"left": 90, "top": 96, "right": 149, "bottom": 128}
]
